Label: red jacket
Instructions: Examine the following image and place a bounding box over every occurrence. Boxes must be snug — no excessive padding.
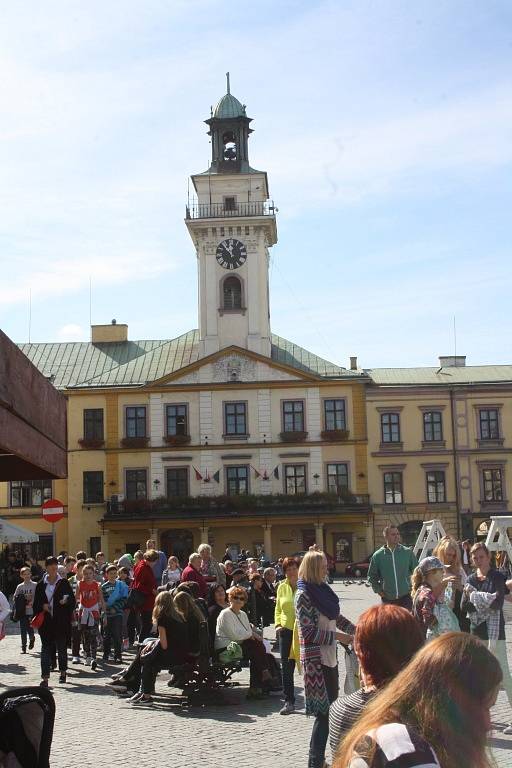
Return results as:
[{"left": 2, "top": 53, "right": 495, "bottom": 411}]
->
[
  {"left": 181, "top": 564, "right": 208, "bottom": 599},
  {"left": 132, "top": 559, "right": 156, "bottom": 612}
]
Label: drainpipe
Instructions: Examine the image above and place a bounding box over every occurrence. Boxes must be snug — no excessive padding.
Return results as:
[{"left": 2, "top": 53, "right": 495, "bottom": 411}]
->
[{"left": 450, "top": 387, "right": 461, "bottom": 540}]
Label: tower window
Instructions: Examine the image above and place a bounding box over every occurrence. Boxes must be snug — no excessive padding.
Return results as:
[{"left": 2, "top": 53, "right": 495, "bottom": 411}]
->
[
  {"left": 222, "top": 131, "right": 237, "bottom": 162},
  {"left": 223, "top": 276, "right": 242, "bottom": 310}
]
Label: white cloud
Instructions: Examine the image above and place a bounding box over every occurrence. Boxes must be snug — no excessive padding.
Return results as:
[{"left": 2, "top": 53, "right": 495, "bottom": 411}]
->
[{"left": 57, "top": 323, "right": 85, "bottom": 341}]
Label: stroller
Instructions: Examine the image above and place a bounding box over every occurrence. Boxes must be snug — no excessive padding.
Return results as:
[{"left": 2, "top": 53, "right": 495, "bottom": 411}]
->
[{"left": 0, "top": 687, "right": 55, "bottom": 768}]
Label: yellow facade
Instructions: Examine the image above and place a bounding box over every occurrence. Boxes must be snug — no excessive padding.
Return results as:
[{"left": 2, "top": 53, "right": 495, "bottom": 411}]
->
[
  {"left": 0, "top": 354, "right": 371, "bottom": 571},
  {"left": 366, "top": 373, "right": 512, "bottom": 548}
]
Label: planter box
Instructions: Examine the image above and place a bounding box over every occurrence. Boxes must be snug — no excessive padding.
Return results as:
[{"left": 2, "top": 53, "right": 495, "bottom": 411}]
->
[
  {"left": 121, "top": 437, "right": 149, "bottom": 448},
  {"left": 279, "top": 431, "right": 308, "bottom": 442},
  {"left": 321, "top": 429, "right": 350, "bottom": 442},
  {"left": 163, "top": 434, "right": 191, "bottom": 446},
  {"left": 78, "top": 438, "right": 105, "bottom": 449}
]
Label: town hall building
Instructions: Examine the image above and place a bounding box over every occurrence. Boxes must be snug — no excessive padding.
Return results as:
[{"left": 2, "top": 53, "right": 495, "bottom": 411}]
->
[{"left": 0, "top": 79, "right": 372, "bottom": 568}]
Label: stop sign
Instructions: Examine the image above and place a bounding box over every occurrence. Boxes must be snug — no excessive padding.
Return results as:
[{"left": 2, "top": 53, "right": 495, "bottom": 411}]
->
[{"left": 42, "top": 499, "right": 65, "bottom": 523}]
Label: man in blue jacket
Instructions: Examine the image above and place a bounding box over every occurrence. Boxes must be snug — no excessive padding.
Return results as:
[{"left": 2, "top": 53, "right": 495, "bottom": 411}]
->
[{"left": 368, "top": 525, "right": 417, "bottom": 610}]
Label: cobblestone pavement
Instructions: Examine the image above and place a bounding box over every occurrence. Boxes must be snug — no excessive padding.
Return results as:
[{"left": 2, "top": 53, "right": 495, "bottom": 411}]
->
[{"left": 1, "top": 581, "right": 512, "bottom": 767}]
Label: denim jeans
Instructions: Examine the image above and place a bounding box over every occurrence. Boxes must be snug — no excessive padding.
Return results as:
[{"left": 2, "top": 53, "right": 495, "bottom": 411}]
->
[
  {"left": 41, "top": 637, "right": 68, "bottom": 678},
  {"left": 103, "top": 614, "right": 123, "bottom": 659},
  {"left": 279, "top": 628, "right": 296, "bottom": 704},
  {"left": 19, "top": 615, "right": 34, "bottom": 650},
  {"left": 308, "top": 664, "right": 339, "bottom": 768}
]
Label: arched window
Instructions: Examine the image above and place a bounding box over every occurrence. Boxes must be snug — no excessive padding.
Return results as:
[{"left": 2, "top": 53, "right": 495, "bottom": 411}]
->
[{"left": 223, "top": 276, "right": 242, "bottom": 310}]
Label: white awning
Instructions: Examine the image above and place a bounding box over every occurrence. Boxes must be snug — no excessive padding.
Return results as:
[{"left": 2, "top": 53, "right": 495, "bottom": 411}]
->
[{"left": 0, "top": 518, "right": 39, "bottom": 544}]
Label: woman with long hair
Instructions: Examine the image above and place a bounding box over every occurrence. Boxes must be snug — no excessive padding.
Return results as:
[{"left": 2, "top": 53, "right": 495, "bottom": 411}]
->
[
  {"left": 334, "top": 633, "right": 502, "bottom": 768},
  {"left": 433, "top": 536, "right": 469, "bottom": 632},
  {"left": 461, "top": 541, "right": 512, "bottom": 733},
  {"left": 125, "top": 590, "right": 189, "bottom": 704},
  {"left": 207, "top": 583, "right": 228, "bottom": 651},
  {"left": 295, "top": 550, "right": 354, "bottom": 768},
  {"left": 329, "top": 604, "right": 424, "bottom": 756}
]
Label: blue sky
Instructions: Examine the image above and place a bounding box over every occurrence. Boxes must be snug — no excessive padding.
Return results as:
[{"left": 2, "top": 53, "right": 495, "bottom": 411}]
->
[{"left": 1, "top": 0, "right": 511, "bottom": 368}]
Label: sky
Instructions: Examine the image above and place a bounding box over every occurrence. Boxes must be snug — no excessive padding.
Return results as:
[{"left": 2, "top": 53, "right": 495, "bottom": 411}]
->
[{"left": 0, "top": 0, "right": 511, "bottom": 369}]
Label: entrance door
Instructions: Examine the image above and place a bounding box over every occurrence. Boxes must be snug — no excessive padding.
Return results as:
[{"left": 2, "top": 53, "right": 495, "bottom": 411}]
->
[{"left": 160, "top": 529, "right": 194, "bottom": 567}]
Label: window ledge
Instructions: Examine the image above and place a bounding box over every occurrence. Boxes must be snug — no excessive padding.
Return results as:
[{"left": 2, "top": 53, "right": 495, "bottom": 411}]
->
[
  {"left": 383, "top": 503, "right": 405, "bottom": 510},
  {"left": 78, "top": 438, "right": 105, "bottom": 449},
  {"left": 480, "top": 500, "right": 508, "bottom": 507},
  {"left": 82, "top": 502, "right": 105, "bottom": 507},
  {"left": 379, "top": 442, "right": 403, "bottom": 451},
  {"left": 223, "top": 434, "right": 250, "bottom": 441},
  {"left": 421, "top": 440, "right": 446, "bottom": 449},
  {"left": 218, "top": 308, "right": 247, "bottom": 316},
  {"left": 477, "top": 438, "right": 504, "bottom": 448},
  {"left": 121, "top": 437, "right": 149, "bottom": 448}
]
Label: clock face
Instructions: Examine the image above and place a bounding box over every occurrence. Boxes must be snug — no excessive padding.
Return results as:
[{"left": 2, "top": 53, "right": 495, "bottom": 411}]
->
[{"left": 216, "top": 238, "right": 247, "bottom": 270}]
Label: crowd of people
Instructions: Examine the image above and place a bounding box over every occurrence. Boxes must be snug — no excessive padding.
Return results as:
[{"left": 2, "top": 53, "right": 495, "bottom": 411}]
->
[{"left": 1, "top": 527, "right": 512, "bottom": 768}]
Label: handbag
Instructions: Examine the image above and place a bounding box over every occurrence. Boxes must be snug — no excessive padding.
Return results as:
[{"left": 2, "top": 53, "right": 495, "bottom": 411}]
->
[
  {"left": 125, "top": 588, "right": 147, "bottom": 610},
  {"left": 30, "top": 612, "right": 46, "bottom": 630},
  {"left": 218, "top": 641, "right": 243, "bottom": 663}
]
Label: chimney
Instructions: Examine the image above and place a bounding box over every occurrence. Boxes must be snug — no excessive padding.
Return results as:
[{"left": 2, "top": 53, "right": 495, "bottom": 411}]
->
[
  {"left": 438, "top": 355, "right": 466, "bottom": 368},
  {"left": 91, "top": 320, "right": 128, "bottom": 344},
  {"left": 350, "top": 356, "right": 358, "bottom": 371}
]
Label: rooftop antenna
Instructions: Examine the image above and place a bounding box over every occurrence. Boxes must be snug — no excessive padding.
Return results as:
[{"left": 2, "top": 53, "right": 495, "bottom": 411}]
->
[
  {"left": 226, "top": 71, "right": 230, "bottom": 94},
  {"left": 28, "top": 288, "right": 32, "bottom": 343},
  {"left": 453, "top": 315, "right": 457, "bottom": 359},
  {"left": 89, "top": 276, "right": 92, "bottom": 327}
]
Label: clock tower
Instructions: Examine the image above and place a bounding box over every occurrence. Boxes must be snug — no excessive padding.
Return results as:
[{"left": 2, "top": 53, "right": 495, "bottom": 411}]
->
[{"left": 186, "top": 74, "right": 277, "bottom": 358}]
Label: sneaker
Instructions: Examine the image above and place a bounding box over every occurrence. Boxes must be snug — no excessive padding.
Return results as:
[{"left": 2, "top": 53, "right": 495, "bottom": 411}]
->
[
  {"left": 127, "top": 692, "right": 144, "bottom": 703},
  {"left": 28, "top": 637, "right": 35, "bottom": 650},
  {"left": 72, "top": 656, "right": 81, "bottom": 664},
  {"left": 59, "top": 672, "right": 66, "bottom": 684},
  {"left": 84, "top": 657, "right": 92, "bottom": 666},
  {"left": 279, "top": 701, "right": 295, "bottom": 715},
  {"left": 91, "top": 660, "right": 97, "bottom": 671},
  {"left": 21, "top": 648, "right": 27, "bottom": 654},
  {"left": 503, "top": 724, "right": 512, "bottom": 735},
  {"left": 40, "top": 679, "right": 49, "bottom": 688}
]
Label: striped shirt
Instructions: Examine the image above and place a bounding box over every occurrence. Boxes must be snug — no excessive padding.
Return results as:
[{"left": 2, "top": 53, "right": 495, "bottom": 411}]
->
[
  {"left": 349, "top": 723, "right": 440, "bottom": 767},
  {"left": 329, "top": 688, "right": 376, "bottom": 755}
]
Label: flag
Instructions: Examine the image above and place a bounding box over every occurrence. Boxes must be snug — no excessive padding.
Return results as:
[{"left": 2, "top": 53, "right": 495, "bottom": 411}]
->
[
  {"left": 262, "top": 469, "right": 269, "bottom": 481},
  {"left": 273, "top": 465, "right": 280, "bottom": 480},
  {"left": 251, "top": 464, "right": 261, "bottom": 479},
  {"left": 213, "top": 470, "right": 220, "bottom": 483},
  {"left": 193, "top": 466, "right": 203, "bottom": 481}
]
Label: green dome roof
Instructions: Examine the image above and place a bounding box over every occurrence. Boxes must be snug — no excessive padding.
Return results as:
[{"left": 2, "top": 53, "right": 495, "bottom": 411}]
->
[{"left": 213, "top": 92, "right": 246, "bottom": 119}]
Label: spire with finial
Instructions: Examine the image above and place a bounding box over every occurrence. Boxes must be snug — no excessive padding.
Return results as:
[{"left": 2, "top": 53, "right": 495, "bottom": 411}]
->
[{"left": 226, "top": 71, "right": 230, "bottom": 94}]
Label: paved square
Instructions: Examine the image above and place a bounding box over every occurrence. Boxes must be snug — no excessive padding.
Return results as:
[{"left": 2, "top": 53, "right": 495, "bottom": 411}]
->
[{"left": 1, "top": 582, "right": 511, "bottom": 767}]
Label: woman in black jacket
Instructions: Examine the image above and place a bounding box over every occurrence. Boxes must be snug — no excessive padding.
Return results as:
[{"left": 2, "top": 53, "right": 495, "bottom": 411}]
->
[{"left": 32, "top": 556, "right": 75, "bottom": 686}]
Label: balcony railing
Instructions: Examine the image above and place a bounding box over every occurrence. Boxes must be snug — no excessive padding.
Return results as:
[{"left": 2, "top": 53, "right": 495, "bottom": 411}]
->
[
  {"left": 104, "top": 492, "right": 371, "bottom": 520},
  {"left": 185, "top": 201, "right": 276, "bottom": 220}
]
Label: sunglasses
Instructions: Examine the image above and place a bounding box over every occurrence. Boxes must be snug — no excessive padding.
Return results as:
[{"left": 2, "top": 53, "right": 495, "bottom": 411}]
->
[{"left": 231, "top": 597, "right": 246, "bottom": 602}]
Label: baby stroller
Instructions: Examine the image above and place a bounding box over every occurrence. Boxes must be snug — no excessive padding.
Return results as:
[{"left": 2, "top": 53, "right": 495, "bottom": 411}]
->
[{"left": 0, "top": 687, "right": 55, "bottom": 768}]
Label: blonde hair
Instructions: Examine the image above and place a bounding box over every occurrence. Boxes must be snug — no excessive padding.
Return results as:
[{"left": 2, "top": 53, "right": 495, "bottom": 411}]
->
[
  {"left": 433, "top": 537, "right": 462, "bottom": 572},
  {"left": 410, "top": 564, "right": 443, "bottom": 598},
  {"left": 298, "top": 550, "right": 326, "bottom": 584},
  {"left": 334, "top": 633, "right": 502, "bottom": 768}
]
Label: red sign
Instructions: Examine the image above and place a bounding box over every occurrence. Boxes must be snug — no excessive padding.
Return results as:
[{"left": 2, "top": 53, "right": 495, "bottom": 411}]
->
[{"left": 42, "top": 498, "right": 65, "bottom": 523}]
